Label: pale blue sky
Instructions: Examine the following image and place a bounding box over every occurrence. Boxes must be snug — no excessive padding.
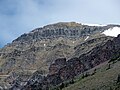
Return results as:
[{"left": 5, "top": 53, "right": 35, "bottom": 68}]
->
[{"left": 0, "top": 0, "right": 120, "bottom": 47}]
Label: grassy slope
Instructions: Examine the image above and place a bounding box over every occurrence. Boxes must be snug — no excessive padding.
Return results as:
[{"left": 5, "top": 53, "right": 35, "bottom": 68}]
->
[{"left": 62, "top": 61, "right": 120, "bottom": 90}]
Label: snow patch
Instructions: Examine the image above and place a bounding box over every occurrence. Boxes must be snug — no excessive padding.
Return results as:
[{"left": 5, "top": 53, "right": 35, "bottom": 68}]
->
[
  {"left": 44, "top": 44, "right": 46, "bottom": 47},
  {"left": 72, "top": 41, "right": 75, "bottom": 44},
  {"left": 102, "top": 27, "right": 120, "bottom": 37},
  {"left": 82, "top": 23, "right": 106, "bottom": 26},
  {"left": 85, "top": 36, "right": 89, "bottom": 41}
]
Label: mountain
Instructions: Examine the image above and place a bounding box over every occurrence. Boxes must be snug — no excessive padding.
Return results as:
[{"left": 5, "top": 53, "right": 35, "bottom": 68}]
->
[
  {"left": 22, "top": 34, "right": 120, "bottom": 90},
  {"left": 0, "top": 22, "right": 120, "bottom": 89}
]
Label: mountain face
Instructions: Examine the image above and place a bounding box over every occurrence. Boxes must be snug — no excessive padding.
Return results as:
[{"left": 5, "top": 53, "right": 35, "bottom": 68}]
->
[
  {"left": 0, "top": 22, "right": 120, "bottom": 89},
  {"left": 22, "top": 34, "right": 120, "bottom": 90}
]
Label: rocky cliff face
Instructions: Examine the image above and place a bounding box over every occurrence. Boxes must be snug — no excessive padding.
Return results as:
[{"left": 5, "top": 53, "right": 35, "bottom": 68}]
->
[{"left": 0, "top": 22, "right": 120, "bottom": 89}]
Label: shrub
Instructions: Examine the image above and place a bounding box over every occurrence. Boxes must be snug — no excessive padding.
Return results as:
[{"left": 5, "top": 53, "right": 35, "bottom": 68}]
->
[
  {"left": 117, "top": 57, "right": 120, "bottom": 61},
  {"left": 81, "top": 73, "right": 85, "bottom": 79},
  {"left": 84, "top": 72, "right": 89, "bottom": 77},
  {"left": 59, "top": 83, "right": 64, "bottom": 89},
  {"left": 106, "top": 64, "right": 111, "bottom": 70},
  {"left": 117, "top": 74, "right": 120, "bottom": 83},
  {"left": 91, "top": 69, "right": 97, "bottom": 75},
  {"left": 69, "top": 79, "right": 74, "bottom": 84}
]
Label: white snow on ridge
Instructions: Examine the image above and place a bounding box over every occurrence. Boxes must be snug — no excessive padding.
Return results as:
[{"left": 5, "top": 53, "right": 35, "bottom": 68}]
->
[
  {"left": 102, "top": 27, "right": 120, "bottom": 37},
  {"left": 82, "top": 23, "right": 106, "bottom": 26}
]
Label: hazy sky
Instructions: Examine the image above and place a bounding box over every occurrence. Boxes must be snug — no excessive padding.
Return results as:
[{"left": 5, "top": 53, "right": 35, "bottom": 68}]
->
[{"left": 0, "top": 0, "right": 120, "bottom": 47}]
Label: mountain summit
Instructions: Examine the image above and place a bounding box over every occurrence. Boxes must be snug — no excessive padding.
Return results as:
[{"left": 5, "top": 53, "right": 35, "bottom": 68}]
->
[{"left": 0, "top": 22, "right": 120, "bottom": 89}]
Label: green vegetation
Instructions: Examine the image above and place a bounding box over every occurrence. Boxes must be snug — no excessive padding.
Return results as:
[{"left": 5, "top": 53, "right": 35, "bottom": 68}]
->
[
  {"left": 50, "top": 79, "right": 75, "bottom": 90},
  {"left": 56, "top": 60, "right": 120, "bottom": 90}
]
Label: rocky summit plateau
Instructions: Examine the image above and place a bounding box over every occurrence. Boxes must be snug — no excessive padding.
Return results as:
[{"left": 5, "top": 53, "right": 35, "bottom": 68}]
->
[{"left": 0, "top": 22, "right": 120, "bottom": 90}]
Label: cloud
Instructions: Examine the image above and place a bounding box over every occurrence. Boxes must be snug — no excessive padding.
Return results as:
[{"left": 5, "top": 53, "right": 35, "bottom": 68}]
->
[{"left": 0, "top": 0, "right": 120, "bottom": 47}]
